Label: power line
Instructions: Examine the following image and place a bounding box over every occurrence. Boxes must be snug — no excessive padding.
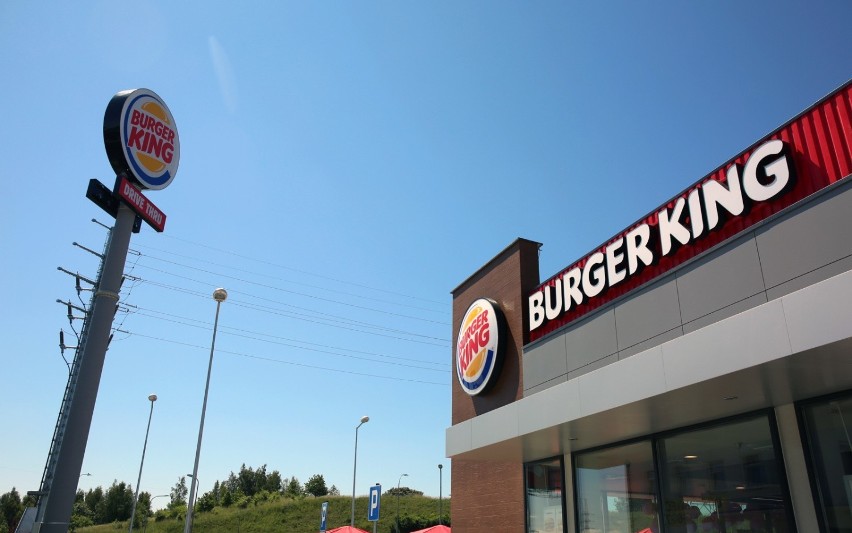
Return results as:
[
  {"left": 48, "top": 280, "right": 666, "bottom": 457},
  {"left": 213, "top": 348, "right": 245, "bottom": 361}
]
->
[
  {"left": 131, "top": 260, "right": 449, "bottom": 327},
  {"left": 133, "top": 276, "right": 451, "bottom": 345},
  {"left": 132, "top": 243, "right": 448, "bottom": 315},
  {"left": 156, "top": 233, "right": 448, "bottom": 306},
  {"left": 125, "top": 331, "right": 450, "bottom": 386},
  {"left": 129, "top": 304, "right": 447, "bottom": 369}
]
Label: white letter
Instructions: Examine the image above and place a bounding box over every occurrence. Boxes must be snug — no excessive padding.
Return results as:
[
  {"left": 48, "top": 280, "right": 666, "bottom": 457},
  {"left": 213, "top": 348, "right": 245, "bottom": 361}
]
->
[
  {"left": 544, "top": 280, "right": 563, "bottom": 320},
  {"left": 529, "top": 291, "right": 545, "bottom": 331},
  {"left": 625, "top": 224, "right": 654, "bottom": 275},
  {"left": 582, "top": 252, "right": 606, "bottom": 298},
  {"left": 658, "top": 198, "right": 691, "bottom": 256},
  {"left": 605, "top": 238, "right": 626, "bottom": 288},
  {"left": 703, "top": 164, "right": 745, "bottom": 231},
  {"left": 687, "top": 188, "right": 704, "bottom": 239},
  {"left": 743, "top": 139, "right": 790, "bottom": 202},
  {"left": 562, "top": 268, "right": 583, "bottom": 311}
]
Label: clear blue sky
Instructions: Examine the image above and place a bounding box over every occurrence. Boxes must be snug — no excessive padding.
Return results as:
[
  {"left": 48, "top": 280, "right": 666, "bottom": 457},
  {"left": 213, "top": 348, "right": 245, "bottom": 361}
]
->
[{"left": 1, "top": 0, "right": 849, "bottom": 512}]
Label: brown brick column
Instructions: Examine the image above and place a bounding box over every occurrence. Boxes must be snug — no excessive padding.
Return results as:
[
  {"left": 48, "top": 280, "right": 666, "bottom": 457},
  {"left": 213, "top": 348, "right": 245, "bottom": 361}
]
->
[{"left": 450, "top": 238, "right": 540, "bottom": 532}]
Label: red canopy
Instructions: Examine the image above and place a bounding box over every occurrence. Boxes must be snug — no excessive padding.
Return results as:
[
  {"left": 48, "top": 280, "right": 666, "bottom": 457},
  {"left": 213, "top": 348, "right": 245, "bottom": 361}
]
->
[
  {"left": 326, "top": 527, "right": 370, "bottom": 533},
  {"left": 412, "top": 526, "right": 451, "bottom": 533}
]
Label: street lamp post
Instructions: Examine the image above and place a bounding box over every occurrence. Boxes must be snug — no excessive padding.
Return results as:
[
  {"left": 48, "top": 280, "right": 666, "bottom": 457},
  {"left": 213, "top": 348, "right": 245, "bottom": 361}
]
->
[
  {"left": 396, "top": 473, "right": 408, "bottom": 533},
  {"left": 438, "top": 464, "right": 443, "bottom": 525},
  {"left": 143, "top": 495, "right": 168, "bottom": 533},
  {"left": 129, "top": 394, "right": 157, "bottom": 533},
  {"left": 186, "top": 474, "right": 200, "bottom": 510},
  {"left": 350, "top": 415, "right": 369, "bottom": 528},
  {"left": 185, "top": 288, "right": 227, "bottom": 533}
]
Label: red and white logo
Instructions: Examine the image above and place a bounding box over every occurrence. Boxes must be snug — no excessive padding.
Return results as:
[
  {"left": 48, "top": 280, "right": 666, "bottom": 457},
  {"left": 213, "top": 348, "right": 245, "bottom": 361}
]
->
[
  {"left": 104, "top": 88, "right": 180, "bottom": 190},
  {"left": 456, "top": 299, "right": 504, "bottom": 396}
]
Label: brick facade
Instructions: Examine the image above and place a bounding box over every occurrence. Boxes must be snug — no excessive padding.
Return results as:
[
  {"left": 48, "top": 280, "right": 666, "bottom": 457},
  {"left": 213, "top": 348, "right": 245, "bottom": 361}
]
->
[{"left": 450, "top": 238, "right": 540, "bottom": 532}]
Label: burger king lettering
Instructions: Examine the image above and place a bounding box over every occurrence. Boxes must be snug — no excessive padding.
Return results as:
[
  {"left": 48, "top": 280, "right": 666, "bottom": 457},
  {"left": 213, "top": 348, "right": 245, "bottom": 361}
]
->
[
  {"left": 128, "top": 109, "right": 176, "bottom": 164},
  {"left": 529, "top": 139, "right": 794, "bottom": 336},
  {"left": 456, "top": 299, "right": 505, "bottom": 396},
  {"left": 104, "top": 88, "right": 180, "bottom": 191}
]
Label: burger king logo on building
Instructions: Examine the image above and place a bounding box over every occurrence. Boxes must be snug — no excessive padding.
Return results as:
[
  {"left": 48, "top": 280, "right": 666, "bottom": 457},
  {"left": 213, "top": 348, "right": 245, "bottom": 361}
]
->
[
  {"left": 104, "top": 88, "right": 180, "bottom": 190},
  {"left": 456, "top": 298, "right": 505, "bottom": 396}
]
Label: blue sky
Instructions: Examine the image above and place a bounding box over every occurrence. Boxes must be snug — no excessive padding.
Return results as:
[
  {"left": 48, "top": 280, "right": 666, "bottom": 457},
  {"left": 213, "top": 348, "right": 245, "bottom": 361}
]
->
[{"left": 0, "top": 0, "right": 849, "bottom": 513}]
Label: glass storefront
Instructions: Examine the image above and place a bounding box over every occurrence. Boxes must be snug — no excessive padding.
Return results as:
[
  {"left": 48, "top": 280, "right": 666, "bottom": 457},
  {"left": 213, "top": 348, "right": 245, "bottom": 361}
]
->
[
  {"left": 526, "top": 457, "right": 566, "bottom": 533},
  {"left": 800, "top": 392, "right": 852, "bottom": 532},
  {"left": 655, "top": 415, "right": 793, "bottom": 533},
  {"left": 566, "top": 412, "right": 794, "bottom": 533}
]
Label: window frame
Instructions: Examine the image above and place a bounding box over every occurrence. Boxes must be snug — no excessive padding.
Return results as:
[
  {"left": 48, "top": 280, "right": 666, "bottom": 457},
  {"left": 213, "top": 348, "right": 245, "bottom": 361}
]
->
[
  {"left": 570, "top": 408, "right": 796, "bottom": 533},
  {"left": 524, "top": 454, "right": 568, "bottom": 533}
]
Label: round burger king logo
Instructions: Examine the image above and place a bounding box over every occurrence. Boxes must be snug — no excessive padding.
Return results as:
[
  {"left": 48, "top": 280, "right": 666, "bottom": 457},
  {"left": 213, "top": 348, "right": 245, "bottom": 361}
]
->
[
  {"left": 104, "top": 88, "right": 179, "bottom": 190},
  {"left": 456, "top": 298, "right": 505, "bottom": 396}
]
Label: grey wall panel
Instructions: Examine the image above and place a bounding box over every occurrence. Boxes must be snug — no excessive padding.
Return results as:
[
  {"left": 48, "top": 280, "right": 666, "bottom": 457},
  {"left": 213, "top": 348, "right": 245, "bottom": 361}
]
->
[
  {"left": 683, "top": 292, "right": 768, "bottom": 335},
  {"left": 757, "top": 185, "right": 852, "bottom": 289},
  {"left": 617, "top": 327, "right": 683, "bottom": 360},
  {"left": 765, "top": 254, "right": 852, "bottom": 302},
  {"left": 614, "top": 277, "right": 681, "bottom": 350},
  {"left": 677, "top": 236, "right": 766, "bottom": 324},
  {"left": 565, "top": 353, "right": 618, "bottom": 381},
  {"left": 524, "top": 376, "right": 568, "bottom": 396},
  {"left": 564, "top": 309, "right": 618, "bottom": 373},
  {"left": 522, "top": 333, "right": 567, "bottom": 391}
]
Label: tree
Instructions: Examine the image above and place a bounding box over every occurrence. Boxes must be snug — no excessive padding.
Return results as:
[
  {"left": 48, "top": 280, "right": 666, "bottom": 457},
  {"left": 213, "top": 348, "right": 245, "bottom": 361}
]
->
[
  {"left": 102, "top": 480, "right": 133, "bottom": 523},
  {"left": 266, "top": 470, "right": 283, "bottom": 493},
  {"left": 304, "top": 474, "right": 328, "bottom": 497},
  {"left": 169, "top": 476, "right": 188, "bottom": 509},
  {"left": 69, "top": 499, "right": 94, "bottom": 532},
  {"left": 237, "top": 464, "right": 259, "bottom": 497},
  {"left": 385, "top": 486, "right": 422, "bottom": 497},
  {"left": 0, "top": 488, "right": 23, "bottom": 533},
  {"left": 328, "top": 485, "right": 340, "bottom": 496},
  {"left": 194, "top": 491, "right": 217, "bottom": 513},
  {"left": 70, "top": 490, "right": 94, "bottom": 529},
  {"left": 132, "top": 491, "right": 151, "bottom": 528},
  {"left": 284, "top": 477, "right": 302, "bottom": 498},
  {"left": 84, "top": 486, "right": 104, "bottom": 521}
]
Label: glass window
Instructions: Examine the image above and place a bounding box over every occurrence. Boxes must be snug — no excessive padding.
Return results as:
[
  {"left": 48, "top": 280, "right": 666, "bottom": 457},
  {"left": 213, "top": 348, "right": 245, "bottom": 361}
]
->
[
  {"left": 526, "top": 457, "right": 565, "bottom": 533},
  {"left": 573, "top": 412, "right": 793, "bottom": 533},
  {"left": 657, "top": 415, "right": 793, "bottom": 533},
  {"left": 575, "top": 441, "right": 659, "bottom": 533},
  {"left": 800, "top": 393, "right": 852, "bottom": 532}
]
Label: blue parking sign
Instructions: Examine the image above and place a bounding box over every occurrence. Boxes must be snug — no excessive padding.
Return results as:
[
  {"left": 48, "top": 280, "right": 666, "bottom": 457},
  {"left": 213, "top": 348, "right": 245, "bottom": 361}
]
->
[
  {"left": 320, "top": 501, "right": 328, "bottom": 532},
  {"left": 368, "top": 484, "right": 381, "bottom": 521}
]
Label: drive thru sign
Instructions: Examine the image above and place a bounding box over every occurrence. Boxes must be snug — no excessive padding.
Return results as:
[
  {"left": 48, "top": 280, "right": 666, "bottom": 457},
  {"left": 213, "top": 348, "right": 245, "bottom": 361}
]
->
[{"left": 368, "top": 484, "right": 381, "bottom": 522}]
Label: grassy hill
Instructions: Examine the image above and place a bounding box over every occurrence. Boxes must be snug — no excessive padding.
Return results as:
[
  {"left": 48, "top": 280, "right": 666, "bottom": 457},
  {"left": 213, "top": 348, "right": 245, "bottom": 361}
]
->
[{"left": 77, "top": 494, "right": 450, "bottom": 533}]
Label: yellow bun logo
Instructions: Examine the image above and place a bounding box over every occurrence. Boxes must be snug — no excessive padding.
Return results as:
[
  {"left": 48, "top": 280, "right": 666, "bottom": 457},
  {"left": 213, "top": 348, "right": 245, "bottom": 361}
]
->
[
  {"left": 104, "top": 89, "right": 180, "bottom": 190},
  {"left": 456, "top": 298, "right": 504, "bottom": 396}
]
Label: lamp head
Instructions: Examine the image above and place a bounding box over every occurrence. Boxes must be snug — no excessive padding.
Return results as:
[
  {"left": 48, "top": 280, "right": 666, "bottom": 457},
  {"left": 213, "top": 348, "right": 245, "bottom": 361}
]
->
[
  {"left": 148, "top": 394, "right": 158, "bottom": 402},
  {"left": 213, "top": 288, "right": 228, "bottom": 302},
  {"left": 360, "top": 415, "right": 370, "bottom": 424},
  {"left": 438, "top": 464, "right": 443, "bottom": 470}
]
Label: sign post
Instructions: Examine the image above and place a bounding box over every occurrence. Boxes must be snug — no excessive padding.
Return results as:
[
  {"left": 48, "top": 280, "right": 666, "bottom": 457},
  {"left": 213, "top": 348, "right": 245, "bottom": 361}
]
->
[
  {"left": 320, "top": 501, "right": 328, "bottom": 532},
  {"left": 29, "top": 89, "right": 178, "bottom": 533},
  {"left": 368, "top": 484, "right": 381, "bottom": 533}
]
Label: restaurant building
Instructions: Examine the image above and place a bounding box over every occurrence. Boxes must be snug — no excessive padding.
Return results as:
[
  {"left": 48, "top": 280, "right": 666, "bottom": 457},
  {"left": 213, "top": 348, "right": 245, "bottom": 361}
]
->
[{"left": 447, "top": 80, "right": 852, "bottom": 532}]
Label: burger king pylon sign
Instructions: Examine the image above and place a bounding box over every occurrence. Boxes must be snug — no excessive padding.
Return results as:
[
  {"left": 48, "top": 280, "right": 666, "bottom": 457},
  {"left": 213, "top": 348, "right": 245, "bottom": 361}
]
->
[
  {"left": 103, "top": 88, "right": 180, "bottom": 190},
  {"left": 456, "top": 298, "right": 505, "bottom": 396}
]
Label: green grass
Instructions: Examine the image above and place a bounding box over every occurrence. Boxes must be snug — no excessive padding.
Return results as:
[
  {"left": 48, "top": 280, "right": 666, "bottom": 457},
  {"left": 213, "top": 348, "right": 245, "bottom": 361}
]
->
[{"left": 77, "top": 494, "right": 450, "bottom": 533}]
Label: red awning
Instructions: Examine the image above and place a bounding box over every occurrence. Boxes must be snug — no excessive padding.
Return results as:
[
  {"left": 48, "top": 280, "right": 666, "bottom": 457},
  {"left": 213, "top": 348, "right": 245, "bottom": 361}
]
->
[{"left": 411, "top": 526, "right": 451, "bottom": 533}]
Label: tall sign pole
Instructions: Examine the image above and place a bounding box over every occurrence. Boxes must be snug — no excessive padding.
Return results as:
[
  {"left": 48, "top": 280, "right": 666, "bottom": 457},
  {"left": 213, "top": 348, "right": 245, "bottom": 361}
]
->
[{"left": 30, "top": 89, "right": 178, "bottom": 533}]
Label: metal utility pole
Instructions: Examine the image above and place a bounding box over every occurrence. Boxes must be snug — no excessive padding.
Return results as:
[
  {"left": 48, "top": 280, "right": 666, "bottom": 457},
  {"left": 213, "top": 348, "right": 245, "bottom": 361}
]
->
[
  {"left": 24, "top": 87, "right": 179, "bottom": 533},
  {"left": 33, "top": 204, "right": 137, "bottom": 532}
]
